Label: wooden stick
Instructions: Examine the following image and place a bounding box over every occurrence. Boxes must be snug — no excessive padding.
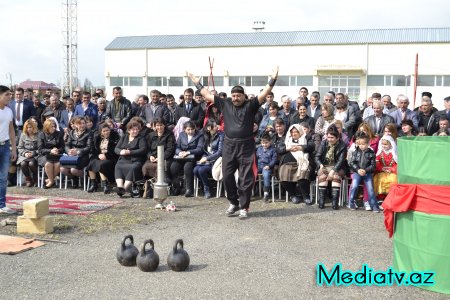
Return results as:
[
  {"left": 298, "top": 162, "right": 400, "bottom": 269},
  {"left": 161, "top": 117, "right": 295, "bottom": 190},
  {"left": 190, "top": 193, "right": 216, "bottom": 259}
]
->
[{"left": 25, "top": 237, "right": 69, "bottom": 244}]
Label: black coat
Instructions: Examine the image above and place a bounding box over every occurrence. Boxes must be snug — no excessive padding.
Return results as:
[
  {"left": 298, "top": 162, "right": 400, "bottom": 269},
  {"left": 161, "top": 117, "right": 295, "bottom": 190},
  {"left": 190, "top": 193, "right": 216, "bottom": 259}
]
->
[
  {"left": 146, "top": 128, "right": 176, "bottom": 160},
  {"left": 289, "top": 113, "right": 316, "bottom": 131},
  {"left": 349, "top": 147, "right": 376, "bottom": 174},
  {"left": 315, "top": 139, "right": 348, "bottom": 173},
  {"left": 105, "top": 97, "right": 133, "bottom": 126},
  {"left": 92, "top": 130, "right": 120, "bottom": 160},
  {"left": 65, "top": 130, "right": 93, "bottom": 157},
  {"left": 37, "top": 131, "right": 65, "bottom": 160},
  {"left": 178, "top": 101, "right": 205, "bottom": 129},
  {"left": 114, "top": 134, "right": 147, "bottom": 163}
]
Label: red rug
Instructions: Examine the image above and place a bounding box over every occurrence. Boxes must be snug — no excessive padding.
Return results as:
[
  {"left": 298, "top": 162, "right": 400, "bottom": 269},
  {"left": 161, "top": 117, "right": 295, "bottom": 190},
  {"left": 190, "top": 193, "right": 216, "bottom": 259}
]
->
[{"left": 6, "top": 194, "right": 123, "bottom": 216}]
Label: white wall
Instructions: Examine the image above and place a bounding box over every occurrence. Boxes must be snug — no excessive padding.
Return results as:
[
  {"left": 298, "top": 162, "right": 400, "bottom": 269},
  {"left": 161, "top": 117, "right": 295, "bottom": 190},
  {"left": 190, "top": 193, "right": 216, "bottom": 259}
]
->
[{"left": 105, "top": 43, "right": 450, "bottom": 109}]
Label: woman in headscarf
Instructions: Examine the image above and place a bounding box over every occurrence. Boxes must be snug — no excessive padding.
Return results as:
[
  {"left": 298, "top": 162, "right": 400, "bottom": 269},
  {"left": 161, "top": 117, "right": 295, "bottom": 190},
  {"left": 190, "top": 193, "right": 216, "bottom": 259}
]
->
[
  {"left": 278, "top": 123, "right": 315, "bottom": 204},
  {"left": 373, "top": 135, "right": 398, "bottom": 201}
]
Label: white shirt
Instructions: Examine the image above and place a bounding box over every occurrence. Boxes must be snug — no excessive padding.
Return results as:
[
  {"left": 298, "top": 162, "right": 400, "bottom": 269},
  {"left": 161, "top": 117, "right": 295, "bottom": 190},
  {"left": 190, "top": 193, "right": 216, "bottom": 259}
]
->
[
  {"left": 310, "top": 106, "right": 318, "bottom": 117},
  {"left": 15, "top": 100, "right": 24, "bottom": 126},
  {"left": 0, "top": 106, "right": 13, "bottom": 142},
  {"left": 335, "top": 110, "right": 348, "bottom": 122}
]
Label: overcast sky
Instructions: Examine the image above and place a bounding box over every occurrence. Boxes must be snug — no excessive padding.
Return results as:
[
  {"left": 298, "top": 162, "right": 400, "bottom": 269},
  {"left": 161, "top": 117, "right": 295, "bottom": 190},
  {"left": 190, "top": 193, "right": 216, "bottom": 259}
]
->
[{"left": 1, "top": 0, "right": 449, "bottom": 87}]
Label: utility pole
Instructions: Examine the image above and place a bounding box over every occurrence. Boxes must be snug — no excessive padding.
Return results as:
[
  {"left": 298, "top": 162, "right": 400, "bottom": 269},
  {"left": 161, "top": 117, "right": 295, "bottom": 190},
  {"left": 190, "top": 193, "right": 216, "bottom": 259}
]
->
[
  {"left": 62, "top": 0, "right": 78, "bottom": 96},
  {"left": 5, "top": 73, "right": 13, "bottom": 90}
]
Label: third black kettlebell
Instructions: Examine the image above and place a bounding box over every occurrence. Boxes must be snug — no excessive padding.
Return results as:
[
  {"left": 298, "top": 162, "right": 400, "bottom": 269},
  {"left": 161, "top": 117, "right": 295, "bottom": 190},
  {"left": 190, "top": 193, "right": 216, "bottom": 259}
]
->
[{"left": 167, "top": 239, "right": 190, "bottom": 272}]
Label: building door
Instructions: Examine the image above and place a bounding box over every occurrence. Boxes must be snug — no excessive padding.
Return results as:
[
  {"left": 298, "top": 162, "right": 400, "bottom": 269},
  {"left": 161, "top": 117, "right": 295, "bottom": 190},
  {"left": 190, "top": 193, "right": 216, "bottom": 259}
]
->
[{"left": 318, "top": 75, "right": 360, "bottom": 101}]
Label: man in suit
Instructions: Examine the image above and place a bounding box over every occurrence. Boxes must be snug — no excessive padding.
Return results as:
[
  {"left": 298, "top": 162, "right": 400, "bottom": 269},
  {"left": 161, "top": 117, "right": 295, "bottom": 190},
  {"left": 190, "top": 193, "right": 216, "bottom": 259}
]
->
[
  {"left": 105, "top": 86, "right": 133, "bottom": 130},
  {"left": 382, "top": 95, "right": 397, "bottom": 113},
  {"left": 418, "top": 97, "right": 439, "bottom": 135},
  {"left": 42, "top": 95, "right": 67, "bottom": 130},
  {"left": 178, "top": 88, "right": 205, "bottom": 129},
  {"left": 8, "top": 87, "right": 36, "bottom": 136},
  {"left": 74, "top": 92, "right": 98, "bottom": 126},
  {"left": 364, "top": 100, "right": 394, "bottom": 136},
  {"left": 307, "top": 93, "right": 322, "bottom": 121},
  {"left": 144, "top": 89, "right": 170, "bottom": 127},
  {"left": 299, "top": 87, "right": 310, "bottom": 106},
  {"left": 165, "top": 94, "right": 183, "bottom": 131},
  {"left": 335, "top": 92, "right": 359, "bottom": 139},
  {"left": 433, "top": 96, "right": 450, "bottom": 123},
  {"left": 279, "top": 95, "right": 296, "bottom": 128},
  {"left": 32, "top": 95, "right": 46, "bottom": 128},
  {"left": 389, "top": 94, "right": 419, "bottom": 131}
]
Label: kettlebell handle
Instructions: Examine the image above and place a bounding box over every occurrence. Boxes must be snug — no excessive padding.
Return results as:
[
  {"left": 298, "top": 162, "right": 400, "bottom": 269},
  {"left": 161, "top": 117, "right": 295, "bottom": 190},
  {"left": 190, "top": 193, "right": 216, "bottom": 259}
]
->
[
  {"left": 141, "top": 239, "right": 155, "bottom": 253},
  {"left": 173, "top": 239, "right": 184, "bottom": 253},
  {"left": 122, "top": 235, "right": 134, "bottom": 248}
]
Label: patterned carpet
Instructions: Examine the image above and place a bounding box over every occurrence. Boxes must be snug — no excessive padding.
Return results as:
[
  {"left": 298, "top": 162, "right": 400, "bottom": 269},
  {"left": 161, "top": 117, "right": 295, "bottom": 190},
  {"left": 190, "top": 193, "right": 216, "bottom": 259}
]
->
[{"left": 6, "top": 194, "right": 123, "bottom": 216}]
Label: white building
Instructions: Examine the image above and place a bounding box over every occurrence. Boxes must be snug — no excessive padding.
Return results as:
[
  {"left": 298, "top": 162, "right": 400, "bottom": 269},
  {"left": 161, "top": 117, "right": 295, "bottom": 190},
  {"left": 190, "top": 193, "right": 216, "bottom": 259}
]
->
[{"left": 105, "top": 27, "right": 450, "bottom": 109}]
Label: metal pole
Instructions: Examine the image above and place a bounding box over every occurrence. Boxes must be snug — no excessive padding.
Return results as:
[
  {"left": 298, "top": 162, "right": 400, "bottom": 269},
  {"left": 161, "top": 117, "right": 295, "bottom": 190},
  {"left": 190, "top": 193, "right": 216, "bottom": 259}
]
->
[{"left": 153, "top": 145, "right": 168, "bottom": 208}]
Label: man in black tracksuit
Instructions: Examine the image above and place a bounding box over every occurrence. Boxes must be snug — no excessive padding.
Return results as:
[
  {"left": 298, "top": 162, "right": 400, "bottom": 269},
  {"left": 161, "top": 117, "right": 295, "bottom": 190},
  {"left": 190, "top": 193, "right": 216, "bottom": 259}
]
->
[{"left": 189, "top": 67, "right": 279, "bottom": 218}]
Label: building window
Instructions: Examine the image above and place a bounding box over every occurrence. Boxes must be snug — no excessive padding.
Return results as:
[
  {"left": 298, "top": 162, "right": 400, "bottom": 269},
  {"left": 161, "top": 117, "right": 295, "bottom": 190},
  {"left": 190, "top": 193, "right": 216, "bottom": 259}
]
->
[
  {"left": 367, "top": 75, "right": 411, "bottom": 86},
  {"left": 367, "top": 75, "right": 384, "bottom": 86},
  {"left": 129, "top": 77, "right": 143, "bottom": 86},
  {"left": 148, "top": 77, "right": 163, "bottom": 86},
  {"left": 148, "top": 77, "right": 169, "bottom": 86},
  {"left": 276, "top": 76, "right": 289, "bottom": 86},
  {"left": 318, "top": 75, "right": 360, "bottom": 101},
  {"left": 229, "top": 76, "right": 251, "bottom": 86},
  {"left": 251, "top": 76, "right": 267, "bottom": 86},
  {"left": 444, "top": 76, "right": 450, "bottom": 86},
  {"left": 393, "top": 75, "right": 410, "bottom": 86},
  {"left": 296, "top": 76, "right": 313, "bottom": 86},
  {"left": 110, "top": 77, "right": 123, "bottom": 86},
  {"left": 168, "top": 77, "right": 183, "bottom": 87},
  {"left": 418, "top": 75, "right": 435, "bottom": 86},
  {"left": 199, "top": 76, "right": 224, "bottom": 87}
]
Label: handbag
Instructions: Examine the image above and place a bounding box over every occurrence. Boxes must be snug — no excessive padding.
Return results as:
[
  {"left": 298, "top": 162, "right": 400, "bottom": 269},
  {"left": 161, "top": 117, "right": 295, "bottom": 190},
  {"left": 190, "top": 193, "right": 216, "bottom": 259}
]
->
[
  {"left": 173, "top": 154, "right": 195, "bottom": 161},
  {"left": 212, "top": 157, "right": 223, "bottom": 181},
  {"left": 60, "top": 155, "right": 80, "bottom": 166}
]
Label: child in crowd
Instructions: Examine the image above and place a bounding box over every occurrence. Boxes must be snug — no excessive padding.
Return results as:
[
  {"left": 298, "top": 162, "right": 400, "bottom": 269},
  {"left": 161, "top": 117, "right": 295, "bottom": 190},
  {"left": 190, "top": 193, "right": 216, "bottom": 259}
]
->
[
  {"left": 348, "top": 133, "right": 380, "bottom": 212},
  {"left": 256, "top": 133, "right": 277, "bottom": 202},
  {"left": 373, "top": 135, "right": 398, "bottom": 201}
]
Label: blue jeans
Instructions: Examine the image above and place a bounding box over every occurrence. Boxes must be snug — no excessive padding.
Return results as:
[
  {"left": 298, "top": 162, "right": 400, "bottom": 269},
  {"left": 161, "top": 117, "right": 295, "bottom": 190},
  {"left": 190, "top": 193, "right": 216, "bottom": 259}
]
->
[
  {"left": 258, "top": 167, "right": 272, "bottom": 189},
  {"left": 0, "top": 141, "right": 11, "bottom": 208},
  {"left": 349, "top": 172, "right": 378, "bottom": 209},
  {"left": 193, "top": 164, "right": 212, "bottom": 189}
]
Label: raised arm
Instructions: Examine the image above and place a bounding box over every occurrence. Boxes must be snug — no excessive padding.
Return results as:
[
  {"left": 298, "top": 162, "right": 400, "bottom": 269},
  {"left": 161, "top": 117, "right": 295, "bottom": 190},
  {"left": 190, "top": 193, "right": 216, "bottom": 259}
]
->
[
  {"left": 188, "top": 73, "right": 215, "bottom": 104},
  {"left": 257, "top": 66, "right": 279, "bottom": 106}
]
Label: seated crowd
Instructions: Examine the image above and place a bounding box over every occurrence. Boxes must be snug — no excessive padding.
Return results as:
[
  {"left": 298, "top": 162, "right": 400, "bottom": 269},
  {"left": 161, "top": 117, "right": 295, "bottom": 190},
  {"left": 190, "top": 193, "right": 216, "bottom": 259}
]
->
[{"left": 8, "top": 86, "right": 450, "bottom": 210}]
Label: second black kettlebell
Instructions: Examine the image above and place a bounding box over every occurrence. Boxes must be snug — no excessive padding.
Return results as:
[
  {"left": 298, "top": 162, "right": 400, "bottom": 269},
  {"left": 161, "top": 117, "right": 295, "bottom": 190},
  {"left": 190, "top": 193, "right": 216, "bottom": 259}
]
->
[
  {"left": 167, "top": 239, "right": 190, "bottom": 272},
  {"left": 136, "top": 239, "right": 160, "bottom": 272}
]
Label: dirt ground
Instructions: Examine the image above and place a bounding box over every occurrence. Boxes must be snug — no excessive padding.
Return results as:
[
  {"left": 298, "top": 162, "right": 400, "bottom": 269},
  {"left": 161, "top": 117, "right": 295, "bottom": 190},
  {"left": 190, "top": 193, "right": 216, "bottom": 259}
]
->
[{"left": 0, "top": 185, "right": 447, "bottom": 299}]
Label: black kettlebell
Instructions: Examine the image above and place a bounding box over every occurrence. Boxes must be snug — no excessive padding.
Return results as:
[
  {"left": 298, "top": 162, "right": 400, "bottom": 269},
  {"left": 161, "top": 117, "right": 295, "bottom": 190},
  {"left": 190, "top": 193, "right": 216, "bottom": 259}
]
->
[
  {"left": 167, "top": 239, "right": 190, "bottom": 272},
  {"left": 136, "top": 239, "right": 160, "bottom": 272},
  {"left": 116, "top": 235, "right": 139, "bottom": 266}
]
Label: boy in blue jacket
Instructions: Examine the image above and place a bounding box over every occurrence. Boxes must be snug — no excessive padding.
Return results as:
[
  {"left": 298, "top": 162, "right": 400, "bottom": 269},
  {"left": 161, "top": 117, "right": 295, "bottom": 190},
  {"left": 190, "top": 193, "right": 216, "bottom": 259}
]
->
[{"left": 256, "top": 133, "right": 277, "bottom": 202}]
